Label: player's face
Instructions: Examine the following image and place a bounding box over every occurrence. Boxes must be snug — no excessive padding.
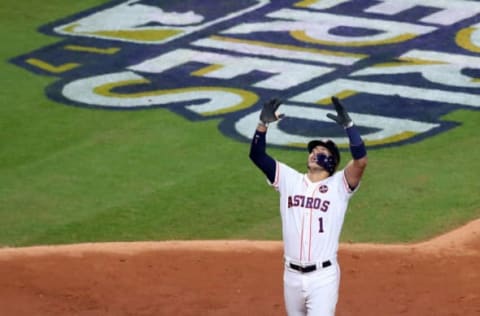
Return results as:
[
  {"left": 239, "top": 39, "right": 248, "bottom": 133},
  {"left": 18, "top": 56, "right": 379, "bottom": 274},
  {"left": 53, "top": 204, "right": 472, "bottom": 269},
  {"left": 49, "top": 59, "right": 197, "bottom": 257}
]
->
[{"left": 308, "top": 145, "right": 333, "bottom": 170}]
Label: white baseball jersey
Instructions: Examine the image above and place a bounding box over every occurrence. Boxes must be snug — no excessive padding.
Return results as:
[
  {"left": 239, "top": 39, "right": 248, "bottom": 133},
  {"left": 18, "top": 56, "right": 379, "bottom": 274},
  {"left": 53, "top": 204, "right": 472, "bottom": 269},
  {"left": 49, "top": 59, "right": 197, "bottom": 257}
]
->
[{"left": 271, "top": 161, "right": 357, "bottom": 264}]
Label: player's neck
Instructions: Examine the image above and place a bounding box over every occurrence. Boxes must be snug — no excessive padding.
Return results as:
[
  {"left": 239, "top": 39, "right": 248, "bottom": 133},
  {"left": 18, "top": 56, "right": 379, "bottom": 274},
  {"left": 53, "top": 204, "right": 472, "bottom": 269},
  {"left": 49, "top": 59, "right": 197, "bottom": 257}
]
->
[{"left": 307, "top": 169, "right": 330, "bottom": 182}]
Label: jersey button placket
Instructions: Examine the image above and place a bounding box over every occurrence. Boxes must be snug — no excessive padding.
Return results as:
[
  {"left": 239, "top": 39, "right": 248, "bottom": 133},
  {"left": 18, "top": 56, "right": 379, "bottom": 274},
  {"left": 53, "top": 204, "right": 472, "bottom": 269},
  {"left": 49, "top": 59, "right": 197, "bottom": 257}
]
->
[
  {"left": 303, "top": 184, "right": 315, "bottom": 262},
  {"left": 303, "top": 210, "right": 309, "bottom": 253},
  {"left": 300, "top": 211, "right": 307, "bottom": 261}
]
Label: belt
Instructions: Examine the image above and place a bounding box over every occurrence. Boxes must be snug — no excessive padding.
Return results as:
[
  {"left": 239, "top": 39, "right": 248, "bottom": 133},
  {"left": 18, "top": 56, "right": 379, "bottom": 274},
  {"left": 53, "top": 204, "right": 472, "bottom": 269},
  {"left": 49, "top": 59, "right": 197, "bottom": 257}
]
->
[{"left": 289, "top": 260, "right": 332, "bottom": 273}]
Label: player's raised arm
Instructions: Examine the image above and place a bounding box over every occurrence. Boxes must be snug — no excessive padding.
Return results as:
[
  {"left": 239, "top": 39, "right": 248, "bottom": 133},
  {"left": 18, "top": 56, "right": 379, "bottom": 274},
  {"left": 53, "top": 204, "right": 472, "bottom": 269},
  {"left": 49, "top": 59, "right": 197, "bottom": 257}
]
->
[
  {"left": 249, "top": 99, "right": 284, "bottom": 183},
  {"left": 327, "top": 97, "right": 368, "bottom": 189}
]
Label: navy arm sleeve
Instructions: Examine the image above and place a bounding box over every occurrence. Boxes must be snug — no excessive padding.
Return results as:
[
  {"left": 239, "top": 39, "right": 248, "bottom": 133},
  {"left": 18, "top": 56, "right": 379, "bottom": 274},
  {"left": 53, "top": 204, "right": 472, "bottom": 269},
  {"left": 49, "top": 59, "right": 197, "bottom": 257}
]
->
[{"left": 249, "top": 130, "right": 276, "bottom": 184}]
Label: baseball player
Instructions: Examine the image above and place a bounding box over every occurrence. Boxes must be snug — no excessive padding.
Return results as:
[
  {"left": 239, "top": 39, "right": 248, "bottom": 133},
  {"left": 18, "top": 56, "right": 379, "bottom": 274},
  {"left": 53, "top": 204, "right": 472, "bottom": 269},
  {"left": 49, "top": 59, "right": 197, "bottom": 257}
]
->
[{"left": 249, "top": 97, "right": 368, "bottom": 316}]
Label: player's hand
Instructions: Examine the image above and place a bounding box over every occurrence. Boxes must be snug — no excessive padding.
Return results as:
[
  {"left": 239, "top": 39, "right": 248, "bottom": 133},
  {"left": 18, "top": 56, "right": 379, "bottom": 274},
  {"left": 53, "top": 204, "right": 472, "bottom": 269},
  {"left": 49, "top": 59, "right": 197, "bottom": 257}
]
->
[
  {"left": 327, "top": 96, "right": 353, "bottom": 128},
  {"left": 260, "top": 98, "right": 284, "bottom": 124}
]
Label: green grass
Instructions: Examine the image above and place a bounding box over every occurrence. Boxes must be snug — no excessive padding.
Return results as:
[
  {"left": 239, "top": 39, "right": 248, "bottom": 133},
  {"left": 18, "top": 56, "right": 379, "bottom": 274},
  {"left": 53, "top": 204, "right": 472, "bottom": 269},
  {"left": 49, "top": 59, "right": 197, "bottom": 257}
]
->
[{"left": 0, "top": 0, "right": 479, "bottom": 247}]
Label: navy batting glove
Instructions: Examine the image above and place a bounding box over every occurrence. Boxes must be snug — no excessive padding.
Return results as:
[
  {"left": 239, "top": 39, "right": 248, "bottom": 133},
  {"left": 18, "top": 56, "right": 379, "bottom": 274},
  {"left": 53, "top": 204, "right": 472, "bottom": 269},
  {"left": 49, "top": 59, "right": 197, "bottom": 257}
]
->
[
  {"left": 260, "top": 98, "right": 284, "bottom": 124},
  {"left": 327, "top": 97, "right": 353, "bottom": 128}
]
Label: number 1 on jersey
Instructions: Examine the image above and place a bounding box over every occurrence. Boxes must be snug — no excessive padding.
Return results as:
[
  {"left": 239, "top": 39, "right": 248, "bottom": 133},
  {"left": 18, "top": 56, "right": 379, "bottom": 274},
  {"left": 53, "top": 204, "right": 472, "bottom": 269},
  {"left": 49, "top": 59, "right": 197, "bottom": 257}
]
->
[{"left": 318, "top": 217, "right": 324, "bottom": 233}]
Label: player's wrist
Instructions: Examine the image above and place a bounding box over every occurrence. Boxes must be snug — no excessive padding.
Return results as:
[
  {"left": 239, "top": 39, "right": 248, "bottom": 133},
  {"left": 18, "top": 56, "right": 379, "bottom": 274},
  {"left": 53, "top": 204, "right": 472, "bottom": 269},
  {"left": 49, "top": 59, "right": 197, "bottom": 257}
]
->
[
  {"left": 257, "top": 121, "right": 268, "bottom": 132},
  {"left": 258, "top": 120, "right": 269, "bottom": 127}
]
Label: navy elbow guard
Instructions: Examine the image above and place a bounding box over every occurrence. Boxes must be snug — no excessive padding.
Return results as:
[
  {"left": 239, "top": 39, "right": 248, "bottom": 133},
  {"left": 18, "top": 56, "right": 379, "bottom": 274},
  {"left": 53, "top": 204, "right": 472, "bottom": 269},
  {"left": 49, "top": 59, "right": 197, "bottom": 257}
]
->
[{"left": 346, "top": 125, "right": 367, "bottom": 160}]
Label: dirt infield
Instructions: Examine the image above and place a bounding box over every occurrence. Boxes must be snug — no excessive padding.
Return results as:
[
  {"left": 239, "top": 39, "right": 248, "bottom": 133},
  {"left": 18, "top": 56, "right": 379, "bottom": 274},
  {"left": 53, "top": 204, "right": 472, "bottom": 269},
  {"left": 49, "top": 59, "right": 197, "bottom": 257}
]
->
[{"left": 0, "top": 219, "right": 479, "bottom": 316}]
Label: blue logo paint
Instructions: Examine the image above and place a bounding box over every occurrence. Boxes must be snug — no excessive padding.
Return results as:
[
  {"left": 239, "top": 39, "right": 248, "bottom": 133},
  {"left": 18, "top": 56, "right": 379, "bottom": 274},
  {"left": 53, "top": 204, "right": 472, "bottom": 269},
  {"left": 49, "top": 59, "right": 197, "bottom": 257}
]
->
[{"left": 10, "top": 0, "right": 480, "bottom": 149}]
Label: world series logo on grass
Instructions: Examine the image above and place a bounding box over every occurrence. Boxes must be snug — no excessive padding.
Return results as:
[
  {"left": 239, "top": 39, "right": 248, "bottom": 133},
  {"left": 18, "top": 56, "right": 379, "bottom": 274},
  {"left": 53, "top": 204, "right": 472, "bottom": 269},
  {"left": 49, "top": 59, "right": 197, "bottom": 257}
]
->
[{"left": 11, "top": 0, "right": 480, "bottom": 149}]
